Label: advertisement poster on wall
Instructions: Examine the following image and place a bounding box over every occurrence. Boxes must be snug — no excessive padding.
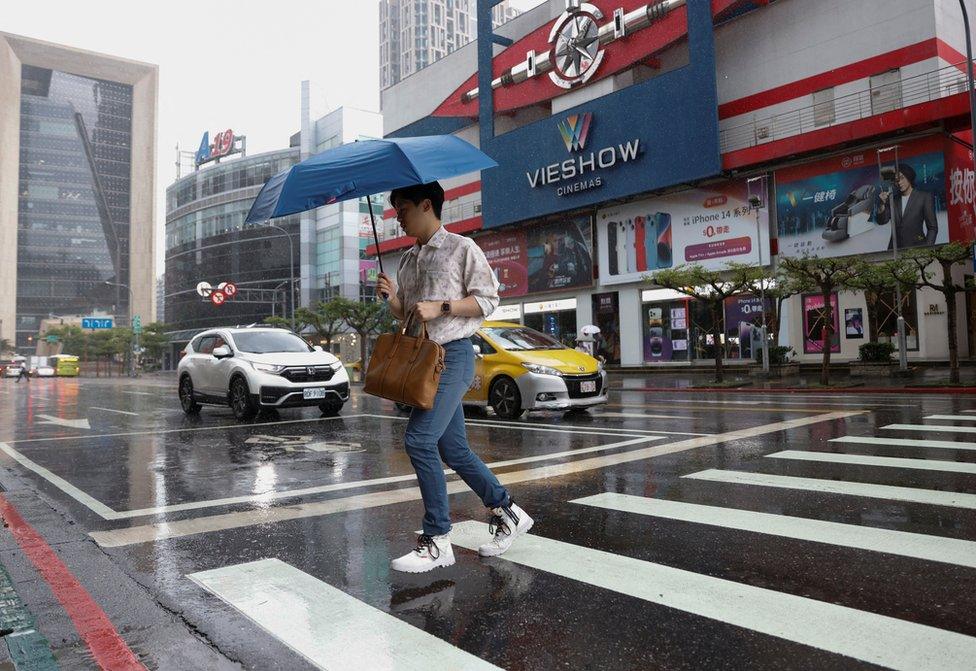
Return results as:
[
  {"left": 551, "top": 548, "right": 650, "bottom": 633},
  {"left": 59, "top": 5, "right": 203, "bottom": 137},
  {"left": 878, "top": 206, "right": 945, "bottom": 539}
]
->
[
  {"left": 597, "top": 180, "right": 769, "bottom": 286},
  {"left": 845, "top": 308, "right": 864, "bottom": 339},
  {"left": 477, "top": 217, "right": 593, "bottom": 298},
  {"left": 802, "top": 293, "right": 841, "bottom": 354},
  {"left": 723, "top": 294, "right": 771, "bottom": 359},
  {"left": 946, "top": 133, "right": 976, "bottom": 243},
  {"left": 776, "top": 136, "right": 950, "bottom": 259}
]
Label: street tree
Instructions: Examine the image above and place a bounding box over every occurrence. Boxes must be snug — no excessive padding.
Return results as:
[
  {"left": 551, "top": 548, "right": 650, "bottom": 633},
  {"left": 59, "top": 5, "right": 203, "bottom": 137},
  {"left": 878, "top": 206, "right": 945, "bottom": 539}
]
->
[
  {"left": 262, "top": 316, "right": 291, "bottom": 330},
  {"left": 337, "top": 298, "right": 395, "bottom": 374},
  {"left": 778, "top": 255, "right": 860, "bottom": 385},
  {"left": 845, "top": 258, "right": 917, "bottom": 343},
  {"left": 648, "top": 263, "right": 762, "bottom": 383},
  {"left": 901, "top": 241, "right": 975, "bottom": 384},
  {"left": 42, "top": 325, "right": 88, "bottom": 355},
  {"left": 140, "top": 323, "right": 170, "bottom": 369},
  {"left": 744, "top": 266, "right": 799, "bottom": 344},
  {"left": 296, "top": 300, "right": 346, "bottom": 350},
  {"left": 0, "top": 338, "right": 11, "bottom": 355}
]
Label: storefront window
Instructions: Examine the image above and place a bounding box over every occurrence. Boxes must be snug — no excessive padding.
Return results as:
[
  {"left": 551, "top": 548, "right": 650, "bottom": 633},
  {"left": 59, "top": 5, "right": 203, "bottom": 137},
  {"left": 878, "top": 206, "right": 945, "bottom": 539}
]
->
[
  {"left": 524, "top": 310, "right": 577, "bottom": 347},
  {"left": 641, "top": 300, "right": 691, "bottom": 362},
  {"left": 873, "top": 289, "right": 919, "bottom": 351},
  {"left": 689, "top": 301, "right": 721, "bottom": 362},
  {"left": 591, "top": 292, "right": 620, "bottom": 365},
  {"left": 723, "top": 294, "right": 772, "bottom": 359}
]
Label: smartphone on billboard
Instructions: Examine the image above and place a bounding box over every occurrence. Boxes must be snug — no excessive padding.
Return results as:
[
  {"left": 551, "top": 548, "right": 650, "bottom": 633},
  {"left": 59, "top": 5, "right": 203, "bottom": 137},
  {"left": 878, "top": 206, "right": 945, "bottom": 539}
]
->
[
  {"left": 607, "top": 221, "right": 619, "bottom": 276},
  {"left": 616, "top": 222, "right": 628, "bottom": 275},
  {"left": 645, "top": 213, "right": 658, "bottom": 269},
  {"left": 656, "top": 213, "right": 673, "bottom": 268},
  {"left": 635, "top": 216, "right": 647, "bottom": 272},
  {"left": 625, "top": 221, "right": 637, "bottom": 273}
]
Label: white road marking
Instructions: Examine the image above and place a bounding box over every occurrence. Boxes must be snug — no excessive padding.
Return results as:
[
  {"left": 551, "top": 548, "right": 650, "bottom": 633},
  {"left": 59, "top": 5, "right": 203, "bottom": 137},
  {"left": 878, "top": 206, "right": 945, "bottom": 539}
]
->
[
  {"left": 767, "top": 450, "right": 976, "bottom": 474},
  {"left": 571, "top": 493, "right": 976, "bottom": 568},
  {"left": 684, "top": 470, "right": 976, "bottom": 509},
  {"left": 830, "top": 436, "right": 976, "bottom": 451},
  {"left": 588, "top": 411, "right": 695, "bottom": 420},
  {"left": 449, "top": 521, "right": 976, "bottom": 671},
  {"left": 8, "top": 413, "right": 367, "bottom": 444},
  {"left": 884, "top": 424, "right": 976, "bottom": 435},
  {"left": 35, "top": 414, "right": 91, "bottom": 430},
  {"left": 188, "top": 558, "right": 499, "bottom": 671},
  {"left": 364, "top": 413, "right": 672, "bottom": 438},
  {"left": 0, "top": 443, "right": 120, "bottom": 519},
  {"left": 89, "top": 407, "right": 140, "bottom": 417},
  {"left": 90, "top": 412, "right": 860, "bottom": 546},
  {"left": 925, "top": 415, "right": 976, "bottom": 422}
]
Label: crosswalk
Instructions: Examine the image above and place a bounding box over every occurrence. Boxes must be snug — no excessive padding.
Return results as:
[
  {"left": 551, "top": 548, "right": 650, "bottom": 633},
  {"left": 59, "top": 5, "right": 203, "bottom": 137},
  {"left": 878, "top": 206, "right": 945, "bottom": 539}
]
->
[{"left": 186, "top": 411, "right": 976, "bottom": 670}]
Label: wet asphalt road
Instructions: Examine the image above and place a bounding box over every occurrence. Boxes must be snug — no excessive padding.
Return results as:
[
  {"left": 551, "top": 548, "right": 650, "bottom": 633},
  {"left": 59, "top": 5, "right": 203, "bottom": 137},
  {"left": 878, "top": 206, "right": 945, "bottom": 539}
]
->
[{"left": 0, "top": 376, "right": 973, "bottom": 669}]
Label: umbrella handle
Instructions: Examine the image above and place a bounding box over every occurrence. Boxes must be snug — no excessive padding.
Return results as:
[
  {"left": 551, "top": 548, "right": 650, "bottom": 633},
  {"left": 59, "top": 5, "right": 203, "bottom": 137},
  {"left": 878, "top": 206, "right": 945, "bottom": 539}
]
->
[{"left": 366, "top": 197, "right": 386, "bottom": 300}]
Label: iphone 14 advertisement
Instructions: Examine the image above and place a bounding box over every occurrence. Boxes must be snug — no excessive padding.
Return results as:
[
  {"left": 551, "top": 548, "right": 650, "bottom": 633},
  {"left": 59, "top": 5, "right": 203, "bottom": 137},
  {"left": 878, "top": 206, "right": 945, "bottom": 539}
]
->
[{"left": 607, "top": 213, "right": 674, "bottom": 276}]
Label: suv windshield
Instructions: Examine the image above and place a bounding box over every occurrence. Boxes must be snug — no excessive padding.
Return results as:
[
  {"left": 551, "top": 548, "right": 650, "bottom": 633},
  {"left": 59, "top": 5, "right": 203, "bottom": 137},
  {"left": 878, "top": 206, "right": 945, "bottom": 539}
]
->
[
  {"left": 233, "top": 331, "right": 312, "bottom": 354},
  {"left": 482, "top": 327, "right": 564, "bottom": 351}
]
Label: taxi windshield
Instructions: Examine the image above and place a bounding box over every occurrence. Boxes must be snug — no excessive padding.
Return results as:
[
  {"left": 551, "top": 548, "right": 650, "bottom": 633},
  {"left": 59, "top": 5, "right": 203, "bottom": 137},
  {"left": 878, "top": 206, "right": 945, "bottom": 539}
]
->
[{"left": 481, "top": 327, "right": 564, "bottom": 351}]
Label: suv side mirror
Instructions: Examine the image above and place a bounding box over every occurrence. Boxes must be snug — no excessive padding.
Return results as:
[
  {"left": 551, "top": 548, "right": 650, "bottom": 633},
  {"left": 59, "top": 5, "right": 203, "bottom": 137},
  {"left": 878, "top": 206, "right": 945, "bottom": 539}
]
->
[
  {"left": 212, "top": 346, "right": 232, "bottom": 359},
  {"left": 313, "top": 345, "right": 324, "bottom": 352}
]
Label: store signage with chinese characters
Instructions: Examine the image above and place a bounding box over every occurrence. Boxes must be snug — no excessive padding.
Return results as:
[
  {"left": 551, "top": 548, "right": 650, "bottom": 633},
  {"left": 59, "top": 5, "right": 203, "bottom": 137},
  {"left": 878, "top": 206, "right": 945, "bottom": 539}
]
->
[
  {"left": 523, "top": 298, "right": 578, "bottom": 315},
  {"left": 488, "top": 304, "right": 522, "bottom": 322}
]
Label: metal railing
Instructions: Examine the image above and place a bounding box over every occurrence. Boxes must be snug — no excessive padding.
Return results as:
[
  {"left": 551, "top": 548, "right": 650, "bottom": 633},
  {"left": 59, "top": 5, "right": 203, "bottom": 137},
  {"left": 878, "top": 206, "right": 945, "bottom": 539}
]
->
[{"left": 720, "top": 61, "right": 974, "bottom": 154}]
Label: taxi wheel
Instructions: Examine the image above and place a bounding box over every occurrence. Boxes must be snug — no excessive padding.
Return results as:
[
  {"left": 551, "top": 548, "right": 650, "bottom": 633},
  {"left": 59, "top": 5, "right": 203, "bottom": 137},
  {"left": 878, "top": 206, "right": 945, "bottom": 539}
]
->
[{"left": 489, "top": 377, "right": 524, "bottom": 420}]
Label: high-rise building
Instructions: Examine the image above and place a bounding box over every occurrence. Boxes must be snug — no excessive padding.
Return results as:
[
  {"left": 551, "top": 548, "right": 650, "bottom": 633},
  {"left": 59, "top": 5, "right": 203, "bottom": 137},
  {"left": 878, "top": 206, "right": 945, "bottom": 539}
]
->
[
  {"left": 0, "top": 33, "right": 157, "bottom": 354},
  {"left": 379, "top": 0, "right": 520, "bottom": 90}
]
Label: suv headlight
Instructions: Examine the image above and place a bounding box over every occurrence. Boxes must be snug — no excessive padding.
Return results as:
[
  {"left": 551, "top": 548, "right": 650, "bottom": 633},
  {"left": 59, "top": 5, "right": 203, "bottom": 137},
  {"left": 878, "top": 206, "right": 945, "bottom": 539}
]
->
[
  {"left": 522, "top": 362, "right": 563, "bottom": 377},
  {"left": 250, "top": 362, "right": 285, "bottom": 374},
  {"left": 329, "top": 361, "right": 343, "bottom": 371}
]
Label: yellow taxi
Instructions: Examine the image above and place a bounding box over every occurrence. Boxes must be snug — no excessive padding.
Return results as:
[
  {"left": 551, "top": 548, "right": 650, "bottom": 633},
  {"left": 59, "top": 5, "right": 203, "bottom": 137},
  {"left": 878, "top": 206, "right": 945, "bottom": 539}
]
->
[{"left": 465, "top": 321, "right": 607, "bottom": 420}]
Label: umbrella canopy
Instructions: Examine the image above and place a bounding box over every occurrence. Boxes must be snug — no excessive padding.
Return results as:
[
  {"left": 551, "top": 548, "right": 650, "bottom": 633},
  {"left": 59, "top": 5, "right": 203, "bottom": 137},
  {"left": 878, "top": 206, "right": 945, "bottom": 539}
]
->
[
  {"left": 579, "top": 324, "right": 602, "bottom": 337},
  {"left": 244, "top": 135, "right": 497, "bottom": 224}
]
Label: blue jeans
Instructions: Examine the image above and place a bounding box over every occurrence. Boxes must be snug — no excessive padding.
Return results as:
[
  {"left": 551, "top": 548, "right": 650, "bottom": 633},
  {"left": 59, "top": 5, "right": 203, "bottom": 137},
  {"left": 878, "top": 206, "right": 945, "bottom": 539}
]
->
[{"left": 404, "top": 338, "right": 509, "bottom": 535}]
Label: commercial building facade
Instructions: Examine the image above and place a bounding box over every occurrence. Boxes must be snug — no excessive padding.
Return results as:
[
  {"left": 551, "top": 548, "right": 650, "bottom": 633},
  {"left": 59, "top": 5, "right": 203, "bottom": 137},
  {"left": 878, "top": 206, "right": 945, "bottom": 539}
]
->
[
  {"left": 373, "top": 0, "right": 976, "bottom": 367},
  {"left": 0, "top": 32, "right": 157, "bottom": 354}
]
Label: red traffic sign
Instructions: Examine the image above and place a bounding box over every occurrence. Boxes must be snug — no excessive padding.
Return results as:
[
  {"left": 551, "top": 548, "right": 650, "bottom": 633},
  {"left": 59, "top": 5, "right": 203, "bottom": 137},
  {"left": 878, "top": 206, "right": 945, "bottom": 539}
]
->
[
  {"left": 222, "top": 282, "right": 238, "bottom": 298},
  {"left": 210, "top": 290, "right": 226, "bottom": 306}
]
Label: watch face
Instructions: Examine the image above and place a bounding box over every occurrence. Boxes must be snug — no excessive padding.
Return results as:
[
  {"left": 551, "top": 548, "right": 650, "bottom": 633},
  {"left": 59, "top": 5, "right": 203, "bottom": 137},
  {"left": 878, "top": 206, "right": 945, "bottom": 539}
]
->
[{"left": 442, "top": 302, "right": 451, "bottom": 313}]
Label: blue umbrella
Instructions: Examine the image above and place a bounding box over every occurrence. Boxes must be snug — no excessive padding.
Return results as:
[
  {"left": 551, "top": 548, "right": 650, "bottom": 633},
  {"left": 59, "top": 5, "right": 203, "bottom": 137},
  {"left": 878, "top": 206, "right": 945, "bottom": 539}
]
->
[{"left": 244, "top": 135, "right": 497, "bottom": 274}]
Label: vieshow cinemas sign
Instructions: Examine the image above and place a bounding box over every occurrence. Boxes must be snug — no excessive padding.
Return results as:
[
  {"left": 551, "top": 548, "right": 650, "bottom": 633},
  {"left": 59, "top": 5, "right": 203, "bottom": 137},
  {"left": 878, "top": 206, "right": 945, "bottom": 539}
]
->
[{"left": 480, "top": 0, "right": 721, "bottom": 229}]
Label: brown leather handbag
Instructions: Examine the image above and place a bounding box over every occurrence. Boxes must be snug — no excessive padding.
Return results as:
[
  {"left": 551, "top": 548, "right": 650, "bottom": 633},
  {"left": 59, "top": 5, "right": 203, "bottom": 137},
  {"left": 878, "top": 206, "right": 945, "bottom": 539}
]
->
[{"left": 364, "top": 311, "right": 445, "bottom": 410}]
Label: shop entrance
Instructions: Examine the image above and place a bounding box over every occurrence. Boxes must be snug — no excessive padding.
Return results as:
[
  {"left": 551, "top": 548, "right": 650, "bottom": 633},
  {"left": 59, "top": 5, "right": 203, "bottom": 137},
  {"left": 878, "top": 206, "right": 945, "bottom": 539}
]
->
[
  {"left": 524, "top": 298, "right": 578, "bottom": 347},
  {"left": 591, "top": 292, "right": 620, "bottom": 365},
  {"left": 641, "top": 299, "right": 691, "bottom": 363}
]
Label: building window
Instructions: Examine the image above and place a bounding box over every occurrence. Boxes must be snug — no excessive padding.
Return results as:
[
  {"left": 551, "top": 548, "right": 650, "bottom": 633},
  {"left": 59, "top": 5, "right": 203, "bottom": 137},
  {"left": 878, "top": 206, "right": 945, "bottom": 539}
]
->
[
  {"left": 870, "top": 69, "right": 903, "bottom": 116},
  {"left": 871, "top": 288, "right": 919, "bottom": 351},
  {"left": 812, "top": 87, "right": 835, "bottom": 127}
]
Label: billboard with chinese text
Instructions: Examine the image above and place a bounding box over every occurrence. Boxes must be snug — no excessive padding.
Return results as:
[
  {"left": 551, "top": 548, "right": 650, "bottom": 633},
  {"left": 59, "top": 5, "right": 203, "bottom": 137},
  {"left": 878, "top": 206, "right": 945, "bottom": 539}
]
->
[{"left": 597, "top": 179, "right": 769, "bottom": 286}]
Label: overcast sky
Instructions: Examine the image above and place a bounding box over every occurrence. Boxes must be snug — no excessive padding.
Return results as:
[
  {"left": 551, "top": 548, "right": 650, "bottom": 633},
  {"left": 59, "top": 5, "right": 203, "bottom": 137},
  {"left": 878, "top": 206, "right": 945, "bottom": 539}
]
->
[{"left": 2, "top": 0, "right": 543, "bottom": 275}]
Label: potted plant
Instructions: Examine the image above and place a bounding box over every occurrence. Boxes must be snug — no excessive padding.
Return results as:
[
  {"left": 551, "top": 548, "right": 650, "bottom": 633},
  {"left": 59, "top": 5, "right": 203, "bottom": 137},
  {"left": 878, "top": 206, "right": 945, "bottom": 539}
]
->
[{"left": 850, "top": 341, "right": 905, "bottom": 377}]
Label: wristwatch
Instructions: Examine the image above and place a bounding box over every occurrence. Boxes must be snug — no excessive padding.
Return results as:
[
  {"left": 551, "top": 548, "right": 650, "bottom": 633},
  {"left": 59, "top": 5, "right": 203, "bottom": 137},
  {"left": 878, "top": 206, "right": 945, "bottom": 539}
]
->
[{"left": 441, "top": 301, "right": 451, "bottom": 315}]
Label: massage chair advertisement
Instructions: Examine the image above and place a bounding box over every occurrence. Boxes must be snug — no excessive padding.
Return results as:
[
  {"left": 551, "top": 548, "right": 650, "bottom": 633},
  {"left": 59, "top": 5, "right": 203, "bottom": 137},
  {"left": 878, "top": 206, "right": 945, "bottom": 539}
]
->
[
  {"left": 597, "top": 180, "right": 767, "bottom": 286},
  {"left": 776, "top": 136, "right": 950, "bottom": 259},
  {"left": 477, "top": 217, "right": 593, "bottom": 298}
]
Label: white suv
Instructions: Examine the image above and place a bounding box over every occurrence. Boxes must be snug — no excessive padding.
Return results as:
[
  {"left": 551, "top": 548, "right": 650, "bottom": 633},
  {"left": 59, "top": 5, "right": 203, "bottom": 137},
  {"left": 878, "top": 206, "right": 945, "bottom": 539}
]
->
[{"left": 178, "top": 327, "right": 350, "bottom": 421}]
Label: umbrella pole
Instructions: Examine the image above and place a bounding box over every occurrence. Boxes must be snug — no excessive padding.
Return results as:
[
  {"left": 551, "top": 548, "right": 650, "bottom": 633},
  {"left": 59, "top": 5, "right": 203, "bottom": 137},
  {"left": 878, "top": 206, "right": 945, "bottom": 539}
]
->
[{"left": 366, "top": 197, "right": 385, "bottom": 299}]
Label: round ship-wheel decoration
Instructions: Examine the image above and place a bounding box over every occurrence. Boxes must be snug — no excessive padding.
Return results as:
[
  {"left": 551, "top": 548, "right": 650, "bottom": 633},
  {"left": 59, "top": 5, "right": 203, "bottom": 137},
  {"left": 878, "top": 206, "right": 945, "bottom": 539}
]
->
[{"left": 548, "top": 4, "right": 606, "bottom": 89}]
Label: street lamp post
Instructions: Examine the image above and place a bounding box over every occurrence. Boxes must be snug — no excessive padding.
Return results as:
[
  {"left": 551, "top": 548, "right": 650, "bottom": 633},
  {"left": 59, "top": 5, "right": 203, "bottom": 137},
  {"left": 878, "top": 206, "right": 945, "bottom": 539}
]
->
[
  {"left": 877, "top": 146, "right": 909, "bottom": 371},
  {"left": 104, "top": 281, "right": 136, "bottom": 377},
  {"left": 263, "top": 222, "right": 296, "bottom": 331},
  {"left": 747, "top": 175, "right": 770, "bottom": 372}
]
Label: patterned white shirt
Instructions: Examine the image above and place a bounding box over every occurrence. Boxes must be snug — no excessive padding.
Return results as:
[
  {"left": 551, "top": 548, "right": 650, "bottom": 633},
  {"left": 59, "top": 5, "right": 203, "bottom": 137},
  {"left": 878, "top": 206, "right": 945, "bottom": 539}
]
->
[{"left": 396, "top": 226, "right": 500, "bottom": 345}]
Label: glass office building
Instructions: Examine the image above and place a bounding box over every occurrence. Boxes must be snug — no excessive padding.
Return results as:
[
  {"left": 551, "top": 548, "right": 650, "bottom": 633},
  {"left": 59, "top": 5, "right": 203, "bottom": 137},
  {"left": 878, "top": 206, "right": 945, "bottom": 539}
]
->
[{"left": 16, "top": 65, "right": 133, "bottom": 350}]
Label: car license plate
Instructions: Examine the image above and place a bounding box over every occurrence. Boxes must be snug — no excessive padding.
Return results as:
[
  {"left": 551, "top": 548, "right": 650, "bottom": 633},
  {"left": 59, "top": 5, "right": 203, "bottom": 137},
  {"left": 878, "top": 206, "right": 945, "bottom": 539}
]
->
[
  {"left": 303, "top": 388, "right": 326, "bottom": 400},
  {"left": 580, "top": 381, "right": 597, "bottom": 393}
]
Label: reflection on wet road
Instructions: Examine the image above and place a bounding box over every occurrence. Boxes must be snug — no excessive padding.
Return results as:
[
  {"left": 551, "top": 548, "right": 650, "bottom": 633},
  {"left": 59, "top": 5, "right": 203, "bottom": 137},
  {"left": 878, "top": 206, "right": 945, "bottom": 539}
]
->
[{"left": 0, "top": 376, "right": 973, "bottom": 670}]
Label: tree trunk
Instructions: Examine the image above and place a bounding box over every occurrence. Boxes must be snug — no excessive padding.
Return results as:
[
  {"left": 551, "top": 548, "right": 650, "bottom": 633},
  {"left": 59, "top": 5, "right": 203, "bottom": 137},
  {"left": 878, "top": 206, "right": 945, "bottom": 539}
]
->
[
  {"left": 820, "top": 288, "right": 833, "bottom": 386},
  {"left": 946, "top": 287, "right": 960, "bottom": 384},
  {"left": 866, "top": 292, "right": 880, "bottom": 343},
  {"left": 711, "top": 301, "right": 724, "bottom": 383},
  {"left": 359, "top": 331, "right": 368, "bottom": 378}
]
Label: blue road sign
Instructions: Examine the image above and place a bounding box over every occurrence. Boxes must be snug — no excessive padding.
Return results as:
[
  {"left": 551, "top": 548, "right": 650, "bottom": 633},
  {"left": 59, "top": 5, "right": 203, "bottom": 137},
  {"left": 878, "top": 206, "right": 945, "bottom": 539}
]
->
[{"left": 82, "top": 318, "right": 113, "bottom": 330}]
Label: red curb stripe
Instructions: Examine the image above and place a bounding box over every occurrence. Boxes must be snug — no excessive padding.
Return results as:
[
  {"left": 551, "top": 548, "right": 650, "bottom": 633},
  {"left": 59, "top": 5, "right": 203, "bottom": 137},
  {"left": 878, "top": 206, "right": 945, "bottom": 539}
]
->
[{"left": 0, "top": 495, "right": 147, "bottom": 670}]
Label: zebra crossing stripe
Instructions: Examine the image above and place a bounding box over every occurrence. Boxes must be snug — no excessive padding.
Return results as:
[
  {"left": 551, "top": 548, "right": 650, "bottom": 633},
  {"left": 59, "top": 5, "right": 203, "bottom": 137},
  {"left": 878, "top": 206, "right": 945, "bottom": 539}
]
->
[
  {"left": 829, "top": 436, "right": 976, "bottom": 452},
  {"left": 924, "top": 415, "right": 976, "bottom": 422},
  {"left": 766, "top": 450, "right": 976, "bottom": 475},
  {"left": 884, "top": 424, "right": 976, "bottom": 435},
  {"left": 682, "top": 470, "right": 976, "bottom": 509},
  {"left": 450, "top": 521, "right": 976, "bottom": 670},
  {"left": 570, "top": 494, "right": 976, "bottom": 568},
  {"left": 189, "top": 558, "right": 500, "bottom": 670}
]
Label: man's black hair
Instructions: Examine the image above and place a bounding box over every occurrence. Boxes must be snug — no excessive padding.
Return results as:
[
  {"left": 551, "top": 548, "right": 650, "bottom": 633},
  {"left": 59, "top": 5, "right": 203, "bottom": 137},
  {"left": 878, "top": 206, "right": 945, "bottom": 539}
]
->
[
  {"left": 389, "top": 181, "right": 445, "bottom": 219},
  {"left": 896, "top": 163, "right": 916, "bottom": 187}
]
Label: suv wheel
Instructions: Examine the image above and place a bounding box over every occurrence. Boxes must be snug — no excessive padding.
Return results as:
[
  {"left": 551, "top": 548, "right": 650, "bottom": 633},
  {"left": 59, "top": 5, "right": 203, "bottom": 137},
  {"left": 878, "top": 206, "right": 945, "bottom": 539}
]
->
[
  {"left": 229, "top": 377, "right": 258, "bottom": 421},
  {"left": 489, "top": 377, "right": 524, "bottom": 420},
  {"left": 319, "top": 399, "right": 344, "bottom": 416},
  {"left": 179, "top": 376, "right": 201, "bottom": 415}
]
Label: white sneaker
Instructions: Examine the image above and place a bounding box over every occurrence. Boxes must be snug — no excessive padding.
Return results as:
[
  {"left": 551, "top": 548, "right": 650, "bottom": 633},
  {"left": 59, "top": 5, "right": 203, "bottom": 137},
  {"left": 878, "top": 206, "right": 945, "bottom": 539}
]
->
[
  {"left": 391, "top": 534, "right": 455, "bottom": 573},
  {"left": 478, "top": 500, "right": 533, "bottom": 557}
]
